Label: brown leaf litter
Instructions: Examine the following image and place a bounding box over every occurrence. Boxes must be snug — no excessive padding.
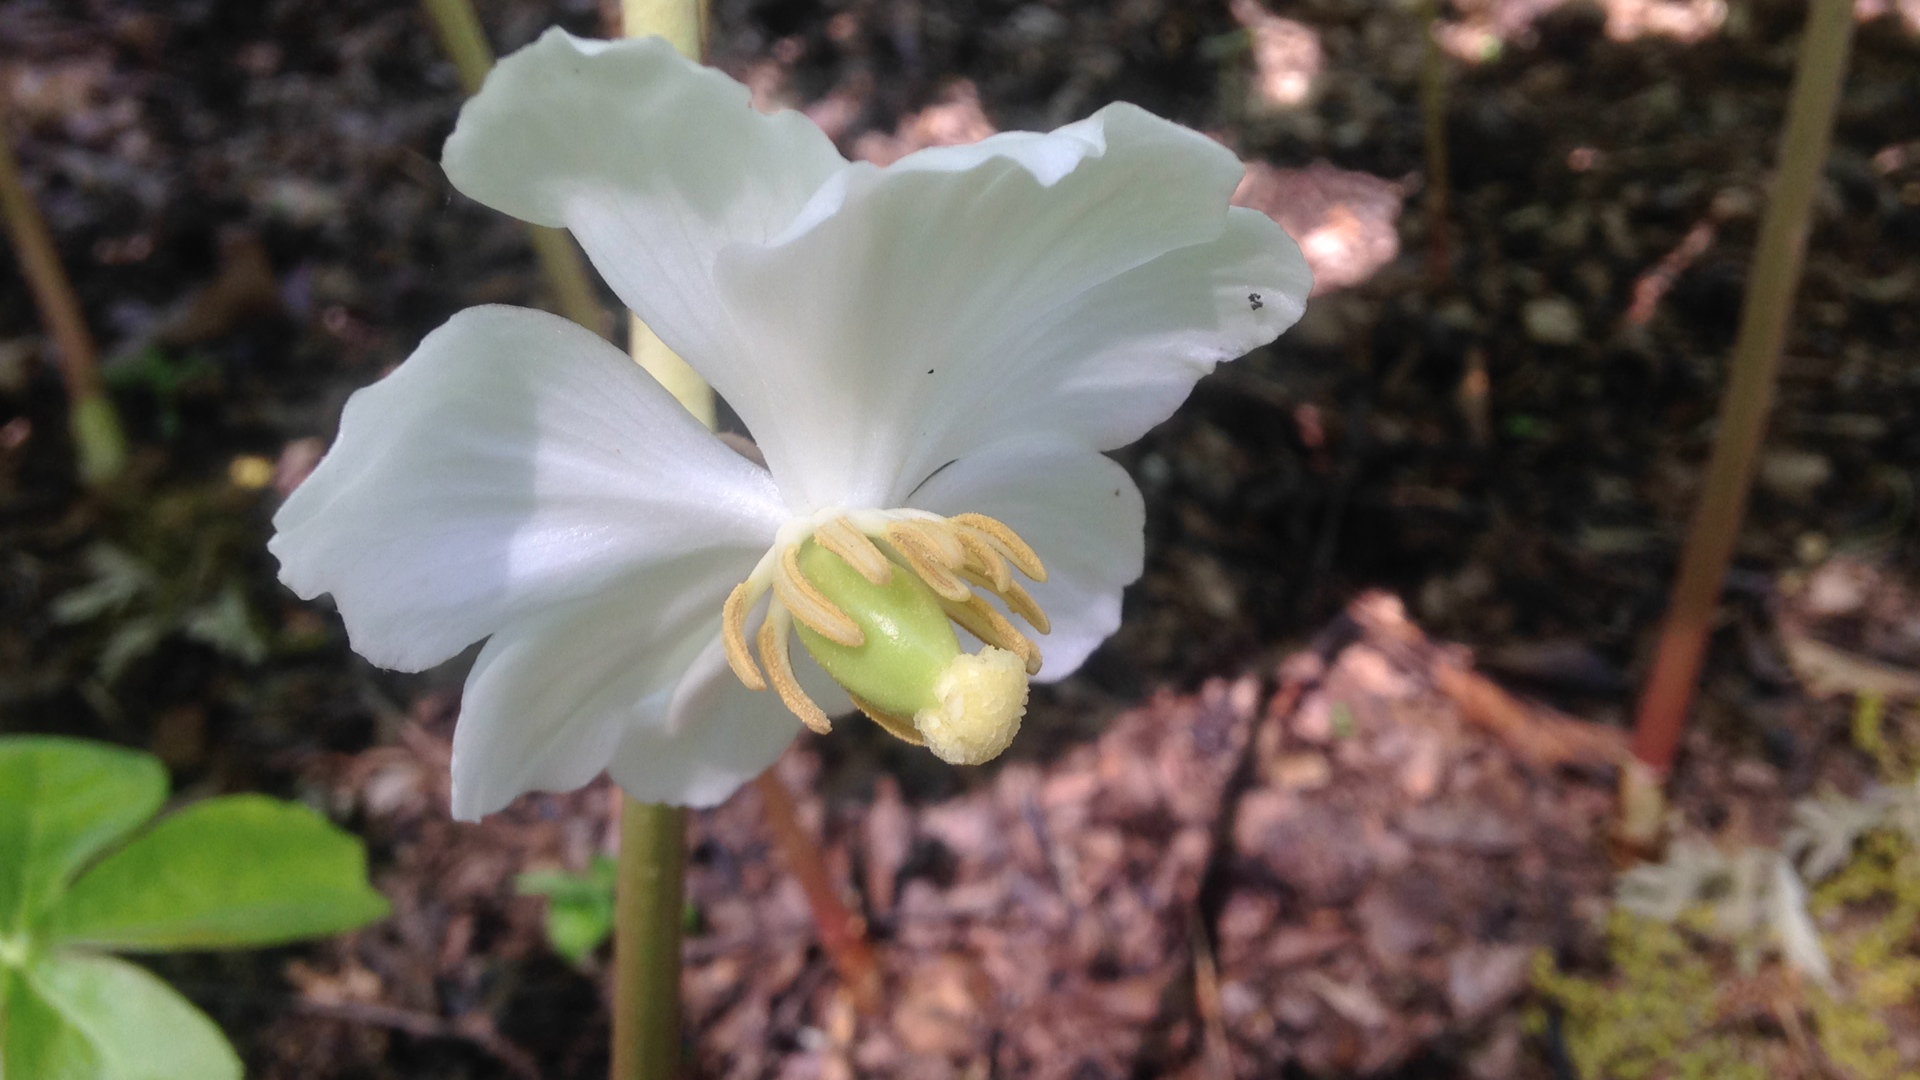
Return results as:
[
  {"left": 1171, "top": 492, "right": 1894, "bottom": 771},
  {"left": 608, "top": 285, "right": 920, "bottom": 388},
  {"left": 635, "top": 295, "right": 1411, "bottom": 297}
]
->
[{"left": 278, "top": 592, "right": 1623, "bottom": 1079}]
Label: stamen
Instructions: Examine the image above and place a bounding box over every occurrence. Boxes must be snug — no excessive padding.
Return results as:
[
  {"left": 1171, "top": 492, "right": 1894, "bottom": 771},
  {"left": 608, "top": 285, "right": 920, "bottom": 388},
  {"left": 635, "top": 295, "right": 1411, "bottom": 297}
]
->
[
  {"left": 814, "top": 517, "right": 893, "bottom": 586},
  {"left": 895, "top": 518, "right": 969, "bottom": 568},
  {"left": 884, "top": 522, "right": 973, "bottom": 602},
  {"left": 952, "top": 513, "right": 1047, "bottom": 582},
  {"left": 722, "top": 580, "right": 766, "bottom": 690},
  {"left": 953, "top": 529, "right": 1013, "bottom": 592},
  {"left": 959, "top": 569, "right": 1052, "bottom": 635},
  {"left": 995, "top": 578, "right": 1051, "bottom": 635},
  {"left": 758, "top": 602, "right": 833, "bottom": 734},
  {"left": 849, "top": 693, "right": 925, "bottom": 746},
  {"left": 773, "top": 544, "right": 865, "bottom": 647},
  {"left": 941, "top": 594, "right": 1044, "bottom": 676}
]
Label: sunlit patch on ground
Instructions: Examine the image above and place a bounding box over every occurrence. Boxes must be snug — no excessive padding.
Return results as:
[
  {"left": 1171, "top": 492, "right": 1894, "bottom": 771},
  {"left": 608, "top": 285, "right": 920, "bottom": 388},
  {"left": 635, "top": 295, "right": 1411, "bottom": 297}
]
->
[
  {"left": 852, "top": 81, "right": 997, "bottom": 165},
  {"left": 1599, "top": 0, "right": 1727, "bottom": 42},
  {"left": 1438, "top": 0, "right": 1915, "bottom": 62},
  {"left": 1230, "top": 0, "right": 1324, "bottom": 111},
  {"left": 1233, "top": 162, "right": 1404, "bottom": 296}
]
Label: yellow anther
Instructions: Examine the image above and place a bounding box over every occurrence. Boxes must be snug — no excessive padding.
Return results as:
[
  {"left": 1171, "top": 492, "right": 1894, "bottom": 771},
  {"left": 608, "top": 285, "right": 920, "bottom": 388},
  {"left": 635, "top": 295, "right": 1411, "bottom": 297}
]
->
[
  {"left": 996, "top": 578, "right": 1050, "bottom": 635},
  {"left": 951, "top": 514, "right": 1047, "bottom": 582},
  {"left": 953, "top": 529, "right": 1012, "bottom": 592},
  {"left": 884, "top": 522, "right": 974, "bottom": 602},
  {"left": 849, "top": 693, "right": 925, "bottom": 746},
  {"left": 773, "top": 544, "right": 865, "bottom": 647},
  {"left": 894, "top": 518, "right": 967, "bottom": 568},
  {"left": 961, "top": 570, "right": 1050, "bottom": 636},
  {"left": 813, "top": 517, "right": 894, "bottom": 586},
  {"left": 722, "top": 580, "right": 766, "bottom": 690},
  {"left": 942, "top": 594, "right": 1043, "bottom": 676},
  {"left": 758, "top": 603, "right": 832, "bottom": 735}
]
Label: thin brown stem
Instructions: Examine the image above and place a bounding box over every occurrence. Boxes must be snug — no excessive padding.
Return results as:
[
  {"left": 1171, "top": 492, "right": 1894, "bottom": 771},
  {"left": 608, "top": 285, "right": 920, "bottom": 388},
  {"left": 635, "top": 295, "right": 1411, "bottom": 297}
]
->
[
  {"left": 0, "top": 109, "right": 126, "bottom": 484},
  {"left": 753, "top": 771, "right": 882, "bottom": 1013},
  {"left": 1630, "top": 0, "right": 1856, "bottom": 776},
  {"left": 419, "top": 0, "right": 606, "bottom": 337},
  {"left": 1417, "top": 0, "right": 1451, "bottom": 286}
]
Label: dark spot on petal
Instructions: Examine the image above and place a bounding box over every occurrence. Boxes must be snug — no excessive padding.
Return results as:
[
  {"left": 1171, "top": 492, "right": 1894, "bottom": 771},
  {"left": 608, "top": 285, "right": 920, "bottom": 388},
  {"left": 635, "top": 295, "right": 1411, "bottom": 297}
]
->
[
  {"left": 926, "top": 368, "right": 935, "bottom": 374},
  {"left": 1248, "top": 291, "right": 1264, "bottom": 311}
]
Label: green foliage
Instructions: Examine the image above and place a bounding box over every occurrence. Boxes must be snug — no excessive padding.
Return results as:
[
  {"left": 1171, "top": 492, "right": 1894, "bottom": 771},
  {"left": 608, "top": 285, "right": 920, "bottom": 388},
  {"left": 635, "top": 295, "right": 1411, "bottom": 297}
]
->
[
  {"left": 68, "top": 395, "right": 129, "bottom": 488},
  {"left": 4, "top": 952, "right": 240, "bottom": 1080},
  {"left": 0, "top": 738, "right": 166, "bottom": 936},
  {"left": 102, "top": 345, "right": 217, "bottom": 442},
  {"left": 52, "top": 482, "right": 275, "bottom": 683},
  {"left": 49, "top": 795, "right": 391, "bottom": 951},
  {"left": 0, "top": 736, "right": 389, "bottom": 1080},
  {"left": 516, "top": 856, "right": 618, "bottom": 965}
]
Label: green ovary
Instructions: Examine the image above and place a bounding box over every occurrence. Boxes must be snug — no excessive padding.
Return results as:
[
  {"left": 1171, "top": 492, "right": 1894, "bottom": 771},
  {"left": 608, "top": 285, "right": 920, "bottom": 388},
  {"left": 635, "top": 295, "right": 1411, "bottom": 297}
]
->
[
  {"left": 790, "top": 539, "right": 1030, "bottom": 765},
  {"left": 791, "top": 540, "right": 960, "bottom": 719}
]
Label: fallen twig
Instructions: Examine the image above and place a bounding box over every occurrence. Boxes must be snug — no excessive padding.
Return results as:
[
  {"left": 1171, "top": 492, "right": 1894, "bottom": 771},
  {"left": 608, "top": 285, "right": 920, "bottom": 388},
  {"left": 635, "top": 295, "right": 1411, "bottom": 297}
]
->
[{"left": 296, "top": 999, "right": 545, "bottom": 1080}]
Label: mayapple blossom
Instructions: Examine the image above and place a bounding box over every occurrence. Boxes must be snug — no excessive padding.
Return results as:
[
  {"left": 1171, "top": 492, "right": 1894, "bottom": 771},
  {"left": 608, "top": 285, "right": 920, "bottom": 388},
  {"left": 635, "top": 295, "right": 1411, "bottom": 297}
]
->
[{"left": 269, "top": 29, "right": 1310, "bottom": 820}]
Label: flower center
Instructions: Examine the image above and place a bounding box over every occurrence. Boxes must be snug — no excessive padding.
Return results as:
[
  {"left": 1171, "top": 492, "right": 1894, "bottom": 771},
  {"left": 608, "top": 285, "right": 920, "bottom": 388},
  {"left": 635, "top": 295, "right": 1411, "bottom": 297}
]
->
[{"left": 720, "top": 508, "right": 1050, "bottom": 765}]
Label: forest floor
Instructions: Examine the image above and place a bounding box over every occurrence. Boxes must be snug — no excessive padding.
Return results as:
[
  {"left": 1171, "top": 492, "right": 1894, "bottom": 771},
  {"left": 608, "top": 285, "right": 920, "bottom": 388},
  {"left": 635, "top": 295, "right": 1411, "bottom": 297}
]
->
[{"left": 3, "top": 0, "right": 1920, "bottom": 1076}]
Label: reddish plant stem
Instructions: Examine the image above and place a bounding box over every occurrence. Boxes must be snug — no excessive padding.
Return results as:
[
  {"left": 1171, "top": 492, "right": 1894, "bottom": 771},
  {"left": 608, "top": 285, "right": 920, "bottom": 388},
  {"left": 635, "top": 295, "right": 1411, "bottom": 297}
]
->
[
  {"left": 1630, "top": 0, "right": 1856, "bottom": 774},
  {"left": 1417, "top": 0, "right": 1451, "bottom": 286},
  {"left": 753, "top": 771, "right": 882, "bottom": 1013},
  {"left": 0, "top": 107, "right": 126, "bottom": 483}
]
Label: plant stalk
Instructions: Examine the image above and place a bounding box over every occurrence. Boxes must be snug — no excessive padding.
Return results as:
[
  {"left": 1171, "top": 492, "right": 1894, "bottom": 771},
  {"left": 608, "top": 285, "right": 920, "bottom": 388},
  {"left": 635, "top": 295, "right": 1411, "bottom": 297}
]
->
[
  {"left": 606, "top": 5, "right": 709, "bottom": 1080},
  {"left": 611, "top": 799, "right": 686, "bottom": 1080},
  {"left": 419, "top": 0, "right": 607, "bottom": 337},
  {"left": 0, "top": 109, "right": 126, "bottom": 484},
  {"left": 753, "top": 771, "right": 882, "bottom": 1012},
  {"left": 1629, "top": 0, "right": 1856, "bottom": 777},
  {"left": 616, "top": 0, "right": 717, "bottom": 427}
]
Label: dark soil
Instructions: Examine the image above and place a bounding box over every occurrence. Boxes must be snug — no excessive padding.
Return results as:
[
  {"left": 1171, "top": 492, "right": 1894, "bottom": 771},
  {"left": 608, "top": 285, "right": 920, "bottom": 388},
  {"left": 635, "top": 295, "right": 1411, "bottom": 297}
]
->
[{"left": 3, "top": 0, "right": 1919, "bottom": 1076}]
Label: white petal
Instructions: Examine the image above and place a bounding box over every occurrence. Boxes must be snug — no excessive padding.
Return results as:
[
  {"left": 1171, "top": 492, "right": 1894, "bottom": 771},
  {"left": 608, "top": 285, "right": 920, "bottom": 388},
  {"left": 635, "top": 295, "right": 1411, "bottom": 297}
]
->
[
  {"left": 441, "top": 29, "right": 846, "bottom": 387},
  {"left": 270, "top": 305, "right": 784, "bottom": 671},
  {"left": 712, "top": 104, "right": 1309, "bottom": 510},
  {"left": 448, "top": 548, "right": 749, "bottom": 820},
  {"left": 604, "top": 632, "right": 845, "bottom": 808},
  {"left": 910, "top": 440, "right": 1145, "bottom": 681}
]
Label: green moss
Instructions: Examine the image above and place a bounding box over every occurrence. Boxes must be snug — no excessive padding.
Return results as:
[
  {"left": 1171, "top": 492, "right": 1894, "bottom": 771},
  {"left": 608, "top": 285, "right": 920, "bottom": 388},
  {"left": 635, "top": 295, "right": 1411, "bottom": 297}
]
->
[
  {"left": 1538, "top": 831, "right": 1920, "bottom": 1079},
  {"left": 1531, "top": 912, "right": 1768, "bottom": 1080},
  {"left": 1808, "top": 830, "right": 1920, "bottom": 1079}
]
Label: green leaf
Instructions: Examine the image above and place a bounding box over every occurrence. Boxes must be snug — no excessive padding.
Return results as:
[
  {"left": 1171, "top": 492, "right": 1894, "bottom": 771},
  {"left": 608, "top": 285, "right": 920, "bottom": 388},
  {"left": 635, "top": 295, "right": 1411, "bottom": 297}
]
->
[
  {"left": 97, "top": 617, "right": 167, "bottom": 684},
  {"left": 180, "top": 582, "right": 267, "bottom": 665},
  {"left": 516, "top": 856, "right": 617, "bottom": 965},
  {"left": 0, "top": 738, "right": 166, "bottom": 935},
  {"left": 2, "top": 952, "right": 240, "bottom": 1080},
  {"left": 47, "top": 546, "right": 153, "bottom": 625},
  {"left": 47, "top": 795, "right": 388, "bottom": 951}
]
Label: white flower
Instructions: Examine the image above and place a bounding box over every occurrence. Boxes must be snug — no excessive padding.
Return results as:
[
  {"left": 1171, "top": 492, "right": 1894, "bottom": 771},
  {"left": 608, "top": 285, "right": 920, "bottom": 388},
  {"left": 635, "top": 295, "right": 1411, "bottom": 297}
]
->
[{"left": 269, "top": 29, "right": 1310, "bottom": 820}]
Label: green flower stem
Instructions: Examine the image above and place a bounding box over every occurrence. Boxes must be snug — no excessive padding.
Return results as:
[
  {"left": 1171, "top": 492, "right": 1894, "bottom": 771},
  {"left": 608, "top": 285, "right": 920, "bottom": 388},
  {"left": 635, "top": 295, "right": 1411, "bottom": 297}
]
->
[
  {"left": 419, "top": 0, "right": 607, "bottom": 338},
  {"left": 612, "top": 799, "right": 685, "bottom": 1080},
  {"left": 0, "top": 108, "right": 126, "bottom": 485},
  {"left": 607, "top": 6, "right": 707, "bottom": 1080},
  {"left": 616, "top": 0, "right": 716, "bottom": 428},
  {"left": 1629, "top": 0, "right": 1856, "bottom": 783}
]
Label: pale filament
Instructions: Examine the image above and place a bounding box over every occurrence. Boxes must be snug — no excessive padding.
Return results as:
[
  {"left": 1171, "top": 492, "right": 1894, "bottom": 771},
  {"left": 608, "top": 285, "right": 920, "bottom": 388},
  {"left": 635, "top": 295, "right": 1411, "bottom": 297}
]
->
[{"left": 720, "top": 509, "right": 1051, "bottom": 732}]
